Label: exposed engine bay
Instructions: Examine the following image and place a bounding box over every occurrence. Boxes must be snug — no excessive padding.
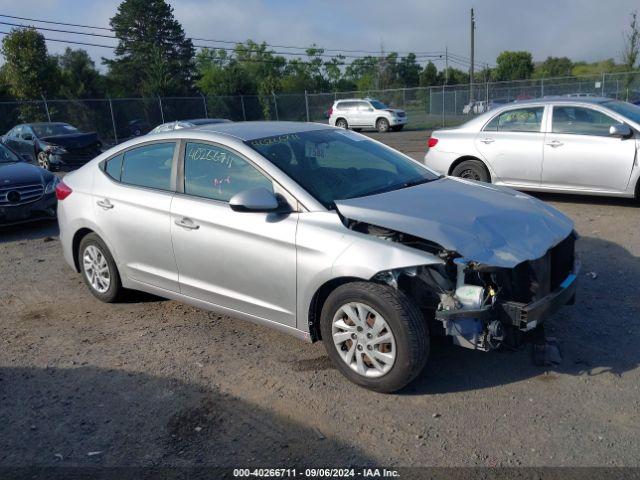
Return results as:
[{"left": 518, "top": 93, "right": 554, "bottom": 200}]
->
[{"left": 348, "top": 219, "right": 579, "bottom": 352}]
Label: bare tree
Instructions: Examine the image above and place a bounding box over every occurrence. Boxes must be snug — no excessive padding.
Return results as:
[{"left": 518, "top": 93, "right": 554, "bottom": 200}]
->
[{"left": 622, "top": 11, "right": 640, "bottom": 69}]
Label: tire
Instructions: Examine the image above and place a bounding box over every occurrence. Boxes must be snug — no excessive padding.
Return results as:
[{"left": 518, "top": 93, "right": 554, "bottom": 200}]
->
[
  {"left": 451, "top": 159, "right": 490, "bottom": 183},
  {"left": 391, "top": 125, "right": 404, "bottom": 132},
  {"left": 320, "top": 281, "right": 429, "bottom": 393},
  {"left": 335, "top": 118, "right": 348, "bottom": 129},
  {"left": 376, "top": 118, "right": 390, "bottom": 133},
  {"left": 78, "top": 233, "right": 123, "bottom": 303},
  {"left": 37, "top": 151, "right": 50, "bottom": 171}
]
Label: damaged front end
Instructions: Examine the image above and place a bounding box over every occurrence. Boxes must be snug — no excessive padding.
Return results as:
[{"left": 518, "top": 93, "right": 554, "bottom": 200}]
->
[{"left": 358, "top": 220, "right": 580, "bottom": 352}]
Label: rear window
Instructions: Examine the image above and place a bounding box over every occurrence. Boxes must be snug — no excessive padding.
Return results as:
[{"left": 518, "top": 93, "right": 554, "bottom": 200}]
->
[
  {"left": 120, "top": 143, "right": 175, "bottom": 191},
  {"left": 484, "top": 107, "right": 544, "bottom": 133}
]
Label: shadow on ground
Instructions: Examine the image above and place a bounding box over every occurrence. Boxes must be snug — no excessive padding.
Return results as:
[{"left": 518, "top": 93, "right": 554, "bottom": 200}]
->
[
  {"left": 0, "top": 220, "right": 59, "bottom": 244},
  {"left": 0, "top": 366, "right": 371, "bottom": 468}
]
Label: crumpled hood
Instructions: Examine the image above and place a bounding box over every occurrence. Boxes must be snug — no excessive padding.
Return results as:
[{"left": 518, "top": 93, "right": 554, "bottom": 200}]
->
[
  {"left": 335, "top": 177, "right": 574, "bottom": 268},
  {"left": 40, "top": 132, "right": 99, "bottom": 150}
]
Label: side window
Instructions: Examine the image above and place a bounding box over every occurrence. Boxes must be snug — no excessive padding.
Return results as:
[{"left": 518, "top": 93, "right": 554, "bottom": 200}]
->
[
  {"left": 104, "top": 154, "right": 123, "bottom": 180},
  {"left": 184, "top": 142, "right": 273, "bottom": 202},
  {"left": 357, "top": 101, "right": 373, "bottom": 112},
  {"left": 552, "top": 106, "right": 617, "bottom": 136},
  {"left": 484, "top": 107, "right": 544, "bottom": 132},
  {"left": 10, "top": 126, "right": 22, "bottom": 138},
  {"left": 121, "top": 143, "right": 175, "bottom": 190}
]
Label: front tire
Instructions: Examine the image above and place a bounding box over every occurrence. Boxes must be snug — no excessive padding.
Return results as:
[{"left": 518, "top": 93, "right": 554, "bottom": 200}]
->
[
  {"left": 376, "top": 118, "right": 390, "bottom": 133},
  {"left": 451, "top": 159, "right": 490, "bottom": 183},
  {"left": 320, "top": 282, "right": 429, "bottom": 393},
  {"left": 78, "top": 233, "right": 123, "bottom": 303}
]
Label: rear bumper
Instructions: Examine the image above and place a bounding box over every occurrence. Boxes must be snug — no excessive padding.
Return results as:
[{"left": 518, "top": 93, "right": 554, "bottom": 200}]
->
[
  {"left": 436, "top": 260, "right": 580, "bottom": 331},
  {"left": 0, "top": 193, "right": 57, "bottom": 226}
]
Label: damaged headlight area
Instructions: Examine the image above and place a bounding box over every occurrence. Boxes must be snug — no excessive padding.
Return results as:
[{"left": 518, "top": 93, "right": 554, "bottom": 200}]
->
[{"left": 372, "top": 231, "right": 579, "bottom": 352}]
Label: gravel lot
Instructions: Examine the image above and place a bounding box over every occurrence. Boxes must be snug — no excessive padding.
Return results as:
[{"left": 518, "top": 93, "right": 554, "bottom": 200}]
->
[{"left": 1, "top": 129, "right": 639, "bottom": 469}]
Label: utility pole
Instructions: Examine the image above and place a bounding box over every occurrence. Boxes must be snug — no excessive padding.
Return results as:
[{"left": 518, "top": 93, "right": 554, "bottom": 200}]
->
[
  {"left": 445, "top": 46, "right": 449, "bottom": 84},
  {"left": 469, "top": 8, "right": 475, "bottom": 102}
]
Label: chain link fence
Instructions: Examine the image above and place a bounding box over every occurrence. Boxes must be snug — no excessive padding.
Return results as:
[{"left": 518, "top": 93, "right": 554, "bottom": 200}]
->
[{"left": 1, "top": 71, "right": 640, "bottom": 146}]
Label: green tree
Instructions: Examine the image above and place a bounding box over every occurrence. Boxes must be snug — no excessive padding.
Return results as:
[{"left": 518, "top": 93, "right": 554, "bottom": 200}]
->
[
  {"left": 104, "top": 0, "right": 195, "bottom": 96},
  {"left": 58, "top": 48, "right": 105, "bottom": 98},
  {"left": 622, "top": 11, "right": 640, "bottom": 69},
  {"left": 419, "top": 61, "right": 438, "bottom": 86},
  {"left": 0, "top": 27, "right": 59, "bottom": 120},
  {"left": 0, "top": 28, "right": 59, "bottom": 100},
  {"left": 533, "top": 56, "right": 573, "bottom": 78},
  {"left": 397, "top": 53, "right": 421, "bottom": 87},
  {"left": 494, "top": 51, "right": 534, "bottom": 81}
]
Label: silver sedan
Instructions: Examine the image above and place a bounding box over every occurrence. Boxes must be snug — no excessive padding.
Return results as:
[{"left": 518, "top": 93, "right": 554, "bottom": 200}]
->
[
  {"left": 56, "top": 121, "right": 578, "bottom": 392},
  {"left": 425, "top": 97, "right": 640, "bottom": 200}
]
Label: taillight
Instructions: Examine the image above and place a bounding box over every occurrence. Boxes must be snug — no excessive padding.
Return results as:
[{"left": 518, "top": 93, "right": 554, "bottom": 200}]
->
[
  {"left": 427, "top": 137, "right": 439, "bottom": 148},
  {"left": 55, "top": 181, "right": 72, "bottom": 200}
]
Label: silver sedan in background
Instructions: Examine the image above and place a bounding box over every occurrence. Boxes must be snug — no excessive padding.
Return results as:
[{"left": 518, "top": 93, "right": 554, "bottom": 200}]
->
[{"left": 425, "top": 97, "right": 640, "bottom": 200}]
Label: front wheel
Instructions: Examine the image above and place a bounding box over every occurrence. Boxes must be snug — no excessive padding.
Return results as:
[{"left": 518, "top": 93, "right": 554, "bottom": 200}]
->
[
  {"left": 320, "top": 282, "right": 429, "bottom": 393},
  {"left": 335, "top": 118, "right": 348, "bottom": 129},
  {"left": 78, "top": 233, "right": 123, "bottom": 303},
  {"left": 451, "top": 159, "right": 490, "bottom": 183},
  {"left": 37, "top": 151, "right": 50, "bottom": 170},
  {"left": 376, "top": 118, "right": 390, "bottom": 133}
]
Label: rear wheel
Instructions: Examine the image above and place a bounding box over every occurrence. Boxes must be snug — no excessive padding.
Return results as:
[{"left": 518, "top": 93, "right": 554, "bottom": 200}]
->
[
  {"left": 335, "top": 118, "right": 348, "bottom": 129},
  {"left": 451, "top": 159, "right": 490, "bottom": 183},
  {"left": 320, "top": 282, "right": 429, "bottom": 393},
  {"left": 78, "top": 233, "right": 123, "bottom": 303},
  {"left": 376, "top": 118, "right": 390, "bottom": 133},
  {"left": 37, "top": 151, "right": 50, "bottom": 170}
]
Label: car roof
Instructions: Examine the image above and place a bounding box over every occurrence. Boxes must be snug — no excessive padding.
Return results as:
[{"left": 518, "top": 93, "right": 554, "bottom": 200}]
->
[
  {"left": 194, "top": 121, "right": 332, "bottom": 141},
  {"left": 513, "top": 96, "right": 612, "bottom": 105},
  {"left": 27, "top": 122, "right": 71, "bottom": 127}
]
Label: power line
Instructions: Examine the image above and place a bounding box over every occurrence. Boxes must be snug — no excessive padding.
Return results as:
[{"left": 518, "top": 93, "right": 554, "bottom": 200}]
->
[
  {"left": 0, "top": 13, "right": 456, "bottom": 58},
  {"left": 0, "top": 20, "right": 452, "bottom": 60}
]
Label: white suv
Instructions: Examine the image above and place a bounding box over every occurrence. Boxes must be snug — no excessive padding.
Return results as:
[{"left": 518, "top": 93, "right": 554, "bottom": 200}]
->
[{"left": 328, "top": 98, "right": 408, "bottom": 132}]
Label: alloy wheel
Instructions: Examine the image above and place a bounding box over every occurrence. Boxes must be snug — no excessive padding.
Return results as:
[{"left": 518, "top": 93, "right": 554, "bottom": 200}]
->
[
  {"left": 332, "top": 302, "right": 396, "bottom": 378},
  {"left": 459, "top": 168, "right": 481, "bottom": 181},
  {"left": 83, "top": 245, "right": 111, "bottom": 294}
]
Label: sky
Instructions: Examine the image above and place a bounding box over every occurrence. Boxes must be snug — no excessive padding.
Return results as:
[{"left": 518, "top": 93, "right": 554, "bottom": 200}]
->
[{"left": 0, "top": 0, "right": 637, "bottom": 71}]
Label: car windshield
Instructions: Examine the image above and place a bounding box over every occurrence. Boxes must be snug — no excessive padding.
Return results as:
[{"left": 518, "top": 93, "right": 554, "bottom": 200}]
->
[
  {"left": 247, "top": 129, "right": 438, "bottom": 208},
  {"left": 0, "top": 143, "right": 21, "bottom": 163},
  {"left": 369, "top": 100, "right": 388, "bottom": 110},
  {"left": 603, "top": 100, "right": 640, "bottom": 124},
  {"left": 32, "top": 123, "right": 79, "bottom": 137}
]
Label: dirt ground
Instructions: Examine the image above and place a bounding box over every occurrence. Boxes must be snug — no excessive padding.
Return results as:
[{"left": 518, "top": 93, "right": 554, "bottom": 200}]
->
[{"left": 1, "top": 129, "right": 639, "bottom": 469}]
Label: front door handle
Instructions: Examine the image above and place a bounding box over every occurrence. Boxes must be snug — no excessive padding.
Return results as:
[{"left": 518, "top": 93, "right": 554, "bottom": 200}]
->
[
  {"left": 546, "top": 140, "right": 564, "bottom": 148},
  {"left": 480, "top": 137, "right": 495, "bottom": 144},
  {"left": 174, "top": 217, "right": 200, "bottom": 230},
  {"left": 96, "top": 199, "right": 114, "bottom": 209}
]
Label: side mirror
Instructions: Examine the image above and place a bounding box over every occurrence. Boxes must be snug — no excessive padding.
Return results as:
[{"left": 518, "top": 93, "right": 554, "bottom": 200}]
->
[
  {"left": 22, "top": 134, "right": 33, "bottom": 141},
  {"left": 610, "top": 123, "right": 632, "bottom": 138},
  {"left": 229, "top": 187, "right": 280, "bottom": 212}
]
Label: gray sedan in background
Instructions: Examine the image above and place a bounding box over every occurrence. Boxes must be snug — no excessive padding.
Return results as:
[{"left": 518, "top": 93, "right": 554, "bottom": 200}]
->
[
  {"left": 56, "top": 121, "right": 578, "bottom": 392},
  {"left": 425, "top": 97, "right": 640, "bottom": 200}
]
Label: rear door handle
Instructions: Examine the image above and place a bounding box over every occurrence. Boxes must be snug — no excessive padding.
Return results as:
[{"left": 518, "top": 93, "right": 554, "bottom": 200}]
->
[
  {"left": 174, "top": 217, "right": 200, "bottom": 230},
  {"left": 546, "top": 140, "right": 563, "bottom": 148},
  {"left": 96, "top": 199, "right": 114, "bottom": 209},
  {"left": 480, "top": 137, "right": 495, "bottom": 144}
]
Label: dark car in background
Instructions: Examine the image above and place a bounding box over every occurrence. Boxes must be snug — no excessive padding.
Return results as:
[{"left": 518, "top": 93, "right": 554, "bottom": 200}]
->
[
  {"left": 0, "top": 142, "right": 58, "bottom": 227},
  {"left": 2, "top": 123, "right": 103, "bottom": 171}
]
